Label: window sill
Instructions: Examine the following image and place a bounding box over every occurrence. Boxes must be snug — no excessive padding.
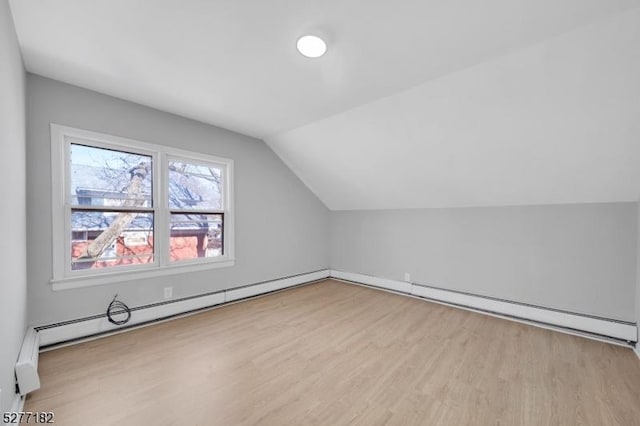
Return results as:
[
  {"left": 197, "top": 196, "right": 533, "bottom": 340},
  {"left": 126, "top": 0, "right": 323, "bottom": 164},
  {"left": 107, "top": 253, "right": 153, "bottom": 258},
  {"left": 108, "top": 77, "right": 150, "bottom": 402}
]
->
[{"left": 50, "top": 259, "right": 235, "bottom": 291}]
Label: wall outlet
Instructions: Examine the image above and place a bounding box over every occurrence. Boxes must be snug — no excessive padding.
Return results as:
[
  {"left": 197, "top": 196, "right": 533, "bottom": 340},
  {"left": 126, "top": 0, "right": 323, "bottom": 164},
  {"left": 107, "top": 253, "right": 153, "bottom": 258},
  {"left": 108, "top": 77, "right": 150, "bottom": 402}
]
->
[
  {"left": 163, "top": 287, "right": 173, "bottom": 300},
  {"left": 404, "top": 272, "right": 411, "bottom": 282}
]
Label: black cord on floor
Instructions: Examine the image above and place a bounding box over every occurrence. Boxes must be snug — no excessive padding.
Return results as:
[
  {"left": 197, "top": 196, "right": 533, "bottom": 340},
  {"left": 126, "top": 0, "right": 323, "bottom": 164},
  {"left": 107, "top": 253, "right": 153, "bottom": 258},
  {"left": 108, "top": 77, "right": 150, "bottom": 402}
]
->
[{"left": 107, "top": 294, "right": 131, "bottom": 325}]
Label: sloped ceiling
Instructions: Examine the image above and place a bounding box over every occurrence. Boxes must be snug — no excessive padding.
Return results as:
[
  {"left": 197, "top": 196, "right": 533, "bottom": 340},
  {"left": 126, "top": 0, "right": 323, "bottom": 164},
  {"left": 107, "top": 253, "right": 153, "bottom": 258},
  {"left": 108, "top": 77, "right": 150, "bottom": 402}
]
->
[
  {"left": 267, "top": 8, "right": 640, "bottom": 209},
  {"left": 9, "top": 1, "right": 640, "bottom": 209}
]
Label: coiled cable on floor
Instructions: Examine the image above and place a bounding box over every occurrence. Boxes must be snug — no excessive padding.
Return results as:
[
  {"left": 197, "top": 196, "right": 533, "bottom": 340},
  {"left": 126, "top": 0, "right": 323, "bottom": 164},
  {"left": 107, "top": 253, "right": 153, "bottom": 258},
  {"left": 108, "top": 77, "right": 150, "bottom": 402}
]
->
[{"left": 107, "top": 294, "right": 131, "bottom": 325}]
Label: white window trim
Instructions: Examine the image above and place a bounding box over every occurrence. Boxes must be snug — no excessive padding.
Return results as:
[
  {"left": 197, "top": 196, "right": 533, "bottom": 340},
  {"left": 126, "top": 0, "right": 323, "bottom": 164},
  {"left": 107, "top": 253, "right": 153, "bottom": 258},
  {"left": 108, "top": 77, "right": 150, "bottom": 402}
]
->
[{"left": 50, "top": 124, "right": 235, "bottom": 291}]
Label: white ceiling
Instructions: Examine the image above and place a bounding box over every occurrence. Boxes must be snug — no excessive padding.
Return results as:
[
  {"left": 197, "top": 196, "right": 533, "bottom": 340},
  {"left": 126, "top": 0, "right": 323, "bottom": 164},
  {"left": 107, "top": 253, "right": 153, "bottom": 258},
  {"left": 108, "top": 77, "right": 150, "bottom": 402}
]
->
[
  {"left": 9, "top": 0, "right": 640, "bottom": 209},
  {"left": 268, "top": 8, "right": 640, "bottom": 209}
]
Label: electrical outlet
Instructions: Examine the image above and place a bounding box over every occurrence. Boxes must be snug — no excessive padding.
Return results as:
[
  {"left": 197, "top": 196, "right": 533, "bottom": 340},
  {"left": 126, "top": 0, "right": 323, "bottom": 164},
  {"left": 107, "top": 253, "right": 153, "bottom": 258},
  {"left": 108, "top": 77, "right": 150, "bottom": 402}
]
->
[
  {"left": 404, "top": 272, "right": 411, "bottom": 282},
  {"left": 163, "top": 287, "right": 173, "bottom": 300}
]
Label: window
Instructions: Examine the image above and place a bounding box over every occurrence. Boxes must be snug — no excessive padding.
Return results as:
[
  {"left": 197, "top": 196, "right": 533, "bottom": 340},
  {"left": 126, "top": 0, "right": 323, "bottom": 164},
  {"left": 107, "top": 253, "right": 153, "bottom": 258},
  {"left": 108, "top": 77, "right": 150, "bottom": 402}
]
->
[
  {"left": 69, "top": 143, "right": 155, "bottom": 271},
  {"left": 167, "top": 158, "right": 224, "bottom": 262},
  {"left": 51, "top": 125, "right": 234, "bottom": 288}
]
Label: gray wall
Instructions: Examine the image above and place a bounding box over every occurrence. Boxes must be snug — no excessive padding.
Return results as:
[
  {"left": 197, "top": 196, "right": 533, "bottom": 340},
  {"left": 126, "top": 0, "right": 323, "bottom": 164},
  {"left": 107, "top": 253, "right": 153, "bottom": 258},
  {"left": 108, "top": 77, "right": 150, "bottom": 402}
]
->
[
  {"left": 26, "top": 74, "right": 329, "bottom": 326},
  {"left": 637, "top": 202, "right": 640, "bottom": 328},
  {"left": 330, "top": 203, "right": 637, "bottom": 321},
  {"left": 0, "top": 0, "right": 27, "bottom": 412}
]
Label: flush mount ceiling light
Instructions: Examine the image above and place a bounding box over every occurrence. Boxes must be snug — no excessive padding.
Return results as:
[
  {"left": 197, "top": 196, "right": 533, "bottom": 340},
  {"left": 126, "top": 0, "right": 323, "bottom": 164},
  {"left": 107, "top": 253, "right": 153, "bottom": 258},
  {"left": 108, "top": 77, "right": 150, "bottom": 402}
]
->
[{"left": 296, "top": 35, "right": 327, "bottom": 58}]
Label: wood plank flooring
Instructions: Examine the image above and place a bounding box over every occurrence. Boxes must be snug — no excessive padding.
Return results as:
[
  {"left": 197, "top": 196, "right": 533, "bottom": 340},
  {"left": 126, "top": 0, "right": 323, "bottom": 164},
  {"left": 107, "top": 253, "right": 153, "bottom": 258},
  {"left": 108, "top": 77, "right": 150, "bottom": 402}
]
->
[{"left": 25, "top": 280, "right": 640, "bottom": 425}]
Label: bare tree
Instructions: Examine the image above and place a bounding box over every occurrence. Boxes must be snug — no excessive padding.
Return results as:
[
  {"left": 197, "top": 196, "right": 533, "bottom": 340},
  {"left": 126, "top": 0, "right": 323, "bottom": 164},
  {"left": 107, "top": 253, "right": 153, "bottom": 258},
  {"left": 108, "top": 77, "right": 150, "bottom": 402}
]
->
[
  {"left": 167, "top": 164, "right": 222, "bottom": 259},
  {"left": 75, "top": 158, "right": 222, "bottom": 266},
  {"left": 80, "top": 162, "right": 150, "bottom": 260}
]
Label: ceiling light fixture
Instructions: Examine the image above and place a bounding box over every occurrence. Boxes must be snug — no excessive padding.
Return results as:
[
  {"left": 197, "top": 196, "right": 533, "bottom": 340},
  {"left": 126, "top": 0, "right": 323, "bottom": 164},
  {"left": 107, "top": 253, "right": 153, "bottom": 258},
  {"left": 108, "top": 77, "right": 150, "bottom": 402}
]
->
[{"left": 296, "top": 35, "right": 327, "bottom": 58}]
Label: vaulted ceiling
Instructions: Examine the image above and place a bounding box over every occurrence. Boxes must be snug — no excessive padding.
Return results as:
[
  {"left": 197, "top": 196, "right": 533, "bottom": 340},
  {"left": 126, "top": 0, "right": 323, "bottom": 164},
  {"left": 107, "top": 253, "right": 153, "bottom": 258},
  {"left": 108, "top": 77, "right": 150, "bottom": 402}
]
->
[{"left": 9, "top": 0, "right": 640, "bottom": 209}]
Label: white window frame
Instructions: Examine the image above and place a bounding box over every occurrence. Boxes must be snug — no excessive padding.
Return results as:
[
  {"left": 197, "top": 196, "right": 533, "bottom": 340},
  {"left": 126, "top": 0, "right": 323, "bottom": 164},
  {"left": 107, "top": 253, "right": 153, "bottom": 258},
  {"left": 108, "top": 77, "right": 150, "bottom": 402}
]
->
[{"left": 50, "top": 124, "right": 235, "bottom": 290}]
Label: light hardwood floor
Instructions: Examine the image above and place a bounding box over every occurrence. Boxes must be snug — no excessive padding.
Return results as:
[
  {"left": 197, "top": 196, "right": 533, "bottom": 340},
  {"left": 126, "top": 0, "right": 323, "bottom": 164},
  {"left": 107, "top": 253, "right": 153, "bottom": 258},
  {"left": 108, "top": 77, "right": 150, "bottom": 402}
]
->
[{"left": 26, "top": 280, "right": 640, "bottom": 425}]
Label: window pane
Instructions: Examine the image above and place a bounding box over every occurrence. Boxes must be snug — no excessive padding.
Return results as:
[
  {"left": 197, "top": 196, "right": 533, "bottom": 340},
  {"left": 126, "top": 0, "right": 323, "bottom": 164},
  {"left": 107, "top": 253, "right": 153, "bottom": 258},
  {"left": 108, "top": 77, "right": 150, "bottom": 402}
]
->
[
  {"left": 70, "top": 142, "right": 152, "bottom": 207},
  {"left": 170, "top": 214, "right": 222, "bottom": 261},
  {"left": 71, "top": 210, "right": 154, "bottom": 270},
  {"left": 168, "top": 159, "right": 221, "bottom": 210}
]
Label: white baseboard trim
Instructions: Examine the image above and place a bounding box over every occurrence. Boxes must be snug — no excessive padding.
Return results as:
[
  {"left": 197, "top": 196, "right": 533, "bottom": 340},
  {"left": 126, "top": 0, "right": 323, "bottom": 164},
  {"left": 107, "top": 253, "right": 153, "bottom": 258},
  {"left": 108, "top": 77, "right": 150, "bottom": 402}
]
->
[
  {"left": 635, "top": 345, "right": 640, "bottom": 361},
  {"left": 330, "top": 270, "right": 637, "bottom": 343},
  {"left": 225, "top": 270, "right": 329, "bottom": 302},
  {"left": 37, "top": 269, "right": 330, "bottom": 347},
  {"left": 330, "top": 271, "right": 412, "bottom": 294}
]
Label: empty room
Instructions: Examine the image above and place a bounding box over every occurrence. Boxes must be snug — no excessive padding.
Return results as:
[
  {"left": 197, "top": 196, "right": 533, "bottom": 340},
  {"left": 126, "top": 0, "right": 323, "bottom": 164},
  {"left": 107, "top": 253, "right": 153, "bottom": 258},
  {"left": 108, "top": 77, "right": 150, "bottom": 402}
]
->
[{"left": 1, "top": 0, "right": 640, "bottom": 425}]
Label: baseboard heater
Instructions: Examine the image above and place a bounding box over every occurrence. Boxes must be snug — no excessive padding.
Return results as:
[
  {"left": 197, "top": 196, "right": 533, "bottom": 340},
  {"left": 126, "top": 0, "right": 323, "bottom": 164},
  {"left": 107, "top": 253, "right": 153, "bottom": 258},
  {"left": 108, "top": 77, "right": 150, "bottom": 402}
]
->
[
  {"left": 30, "top": 269, "right": 637, "bottom": 352},
  {"left": 36, "top": 269, "right": 331, "bottom": 348},
  {"left": 330, "top": 270, "right": 638, "bottom": 345},
  {"left": 15, "top": 327, "right": 41, "bottom": 396}
]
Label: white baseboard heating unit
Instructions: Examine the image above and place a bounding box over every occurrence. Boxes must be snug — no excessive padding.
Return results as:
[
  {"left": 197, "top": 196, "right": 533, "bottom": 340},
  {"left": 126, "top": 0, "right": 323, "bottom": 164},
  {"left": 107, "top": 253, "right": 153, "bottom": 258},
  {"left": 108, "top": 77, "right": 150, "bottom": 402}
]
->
[{"left": 15, "top": 327, "right": 41, "bottom": 396}]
